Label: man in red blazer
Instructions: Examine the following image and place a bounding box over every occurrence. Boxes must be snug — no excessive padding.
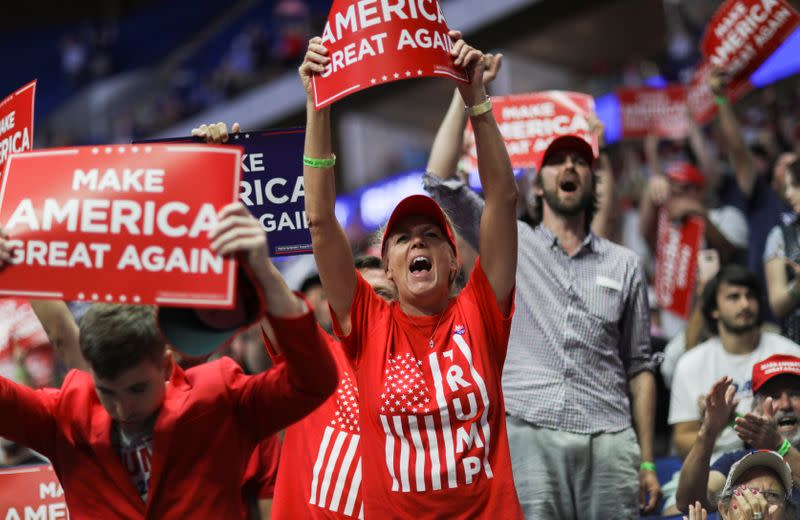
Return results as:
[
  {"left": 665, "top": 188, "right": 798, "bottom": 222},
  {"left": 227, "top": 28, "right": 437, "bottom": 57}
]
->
[{"left": 0, "top": 202, "right": 338, "bottom": 519}]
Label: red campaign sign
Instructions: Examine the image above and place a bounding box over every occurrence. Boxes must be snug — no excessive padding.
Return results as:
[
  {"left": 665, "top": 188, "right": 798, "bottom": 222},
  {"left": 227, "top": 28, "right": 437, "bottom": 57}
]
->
[
  {"left": 687, "top": 62, "right": 753, "bottom": 125},
  {"left": 0, "top": 144, "right": 243, "bottom": 308},
  {"left": 0, "top": 80, "right": 36, "bottom": 173},
  {"left": 654, "top": 210, "right": 705, "bottom": 319},
  {"left": 702, "top": 0, "right": 800, "bottom": 89},
  {"left": 463, "top": 91, "right": 597, "bottom": 172},
  {"left": 0, "top": 464, "right": 69, "bottom": 519},
  {"left": 311, "top": 0, "right": 468, "bottom": 109},
  {"left": 617, "top": 85, "right": 689, "bottom": 140}
]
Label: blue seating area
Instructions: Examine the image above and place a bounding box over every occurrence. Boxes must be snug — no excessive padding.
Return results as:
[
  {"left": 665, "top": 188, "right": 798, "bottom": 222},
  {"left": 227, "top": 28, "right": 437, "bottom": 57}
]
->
[{"left": 0, "top": 0, "right": 228, "bottom": 119}]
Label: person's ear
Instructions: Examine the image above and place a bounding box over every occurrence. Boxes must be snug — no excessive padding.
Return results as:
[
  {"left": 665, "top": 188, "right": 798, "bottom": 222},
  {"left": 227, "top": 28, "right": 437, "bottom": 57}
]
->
[{"left": 163, "top": 351, "right": 173, "bottom": 379}]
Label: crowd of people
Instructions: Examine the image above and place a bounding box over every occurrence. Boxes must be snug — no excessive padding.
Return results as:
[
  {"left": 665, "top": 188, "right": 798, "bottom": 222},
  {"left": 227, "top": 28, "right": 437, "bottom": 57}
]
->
[{"left": 2, "top": 7, "right": 800, "bottom": 520}]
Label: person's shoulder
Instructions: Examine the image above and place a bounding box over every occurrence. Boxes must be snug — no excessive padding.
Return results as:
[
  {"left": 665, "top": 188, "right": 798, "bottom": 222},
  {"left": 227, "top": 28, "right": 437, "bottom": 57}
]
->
[
  {"left": 593, "top": 237, "right": 644, "bottom": 275},
  {"left": 674, "top": 337, "right": 720, "bottom": 372},
  {"left": 761, "top": 331, "right": 800, "bottom": 353},
  {"left": 187, "top": 356, "right": 243, "bottom": 384},
  {"left": 594, "top": 236, "right": 639, "bottom": 259},
  {"left": 57, "top": 369, "right": 95, "bottom": 398},
  {"left": 712, "top": 204, "right": 746, "bottom": 219},
  {"left": 712, "top": 448, "right": 749, "bottom": 473}
]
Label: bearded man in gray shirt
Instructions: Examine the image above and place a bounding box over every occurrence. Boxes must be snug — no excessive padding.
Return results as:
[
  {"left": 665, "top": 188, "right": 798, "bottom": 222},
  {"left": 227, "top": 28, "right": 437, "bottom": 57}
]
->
[{"left": 423, "top": 80, "right": 659, "bottom": 519}]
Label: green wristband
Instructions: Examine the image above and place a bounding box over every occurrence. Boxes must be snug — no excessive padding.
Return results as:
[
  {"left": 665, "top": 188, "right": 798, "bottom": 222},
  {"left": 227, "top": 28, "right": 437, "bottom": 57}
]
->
[
  {"left": 714, "top": 95, "right": 728, "bottom": 106},
  {"left": 303, "top": 154, "right": 336, "bottom": 168},
  {"left": 778, "top": 439, "right": 792, "bottom": 457},
  {"left": 640, "top": 461, "right": 656, "bottom": 472}
]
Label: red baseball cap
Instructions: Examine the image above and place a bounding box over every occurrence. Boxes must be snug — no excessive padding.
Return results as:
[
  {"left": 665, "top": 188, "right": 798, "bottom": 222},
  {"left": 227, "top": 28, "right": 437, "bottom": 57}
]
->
[
  {"left": 665, "top": 161, "right": 705, "bottom": 188},
  {"left": 752, "top": 354, "right": 800, "bottom": 393},
  {"left": 537, "top": 134, "right": 596, "bottom": 172},
  {"left": 380, "top": 195, "right": 458, "bottom": 258}
]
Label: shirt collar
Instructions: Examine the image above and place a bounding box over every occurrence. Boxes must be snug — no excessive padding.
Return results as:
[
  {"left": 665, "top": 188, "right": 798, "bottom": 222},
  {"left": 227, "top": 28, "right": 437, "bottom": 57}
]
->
[{"left": 536, "top": 224, "right": 597, "bottom": 255}]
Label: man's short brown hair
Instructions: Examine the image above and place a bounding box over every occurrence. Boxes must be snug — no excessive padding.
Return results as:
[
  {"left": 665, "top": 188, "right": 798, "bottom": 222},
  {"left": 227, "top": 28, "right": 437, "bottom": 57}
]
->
[{"left": 80, "top": 304, "right": 166, "bottom": 379}]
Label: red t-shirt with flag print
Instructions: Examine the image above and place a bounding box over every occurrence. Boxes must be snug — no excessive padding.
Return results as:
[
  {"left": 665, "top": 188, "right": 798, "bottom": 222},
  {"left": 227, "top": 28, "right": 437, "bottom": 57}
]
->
[
  {"left": 333, "top": 258, "right": 523, "bottom": 519},
  {"left": 269, "top": 327, "right": 365, "bottom": 519}
]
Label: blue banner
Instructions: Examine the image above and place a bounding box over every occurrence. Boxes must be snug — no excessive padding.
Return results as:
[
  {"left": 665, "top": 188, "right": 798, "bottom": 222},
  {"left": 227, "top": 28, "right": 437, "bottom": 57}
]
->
[{"left": 137, "top": 128, "right": 311, "bottom": 257}]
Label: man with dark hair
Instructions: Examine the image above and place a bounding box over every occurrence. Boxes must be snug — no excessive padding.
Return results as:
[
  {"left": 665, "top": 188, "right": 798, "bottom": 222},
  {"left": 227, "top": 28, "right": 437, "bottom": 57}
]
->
[
  {"left": 425, "top": 112, "right": 659, "bottom": 515},
  {"left": 700, "top": 265, "right": 766, "bottom": 336},
  {"left": 668, "top": 265, "right": 800, "bottom": 506},
  {"left": 79, "top": 304, "right": 164, "bottom": 380},
  {"left": 0, "top": 203, "right": 338, "bottom": 518}
]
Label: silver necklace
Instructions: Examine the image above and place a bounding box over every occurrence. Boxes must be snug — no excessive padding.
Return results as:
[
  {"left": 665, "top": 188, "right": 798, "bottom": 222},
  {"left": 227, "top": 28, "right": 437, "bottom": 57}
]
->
[{"left": 420, "top": 311, "right": 446, "bottom": 349}]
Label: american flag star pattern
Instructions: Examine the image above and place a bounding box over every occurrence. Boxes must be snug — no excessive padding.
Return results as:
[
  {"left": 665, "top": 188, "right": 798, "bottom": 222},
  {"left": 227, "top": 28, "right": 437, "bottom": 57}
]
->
[
  {"left": 380, "top": 353, "right": 433, "bottom": 415},
  {"left": 331, "top": 371, "right": 360, "bottom": 433}
]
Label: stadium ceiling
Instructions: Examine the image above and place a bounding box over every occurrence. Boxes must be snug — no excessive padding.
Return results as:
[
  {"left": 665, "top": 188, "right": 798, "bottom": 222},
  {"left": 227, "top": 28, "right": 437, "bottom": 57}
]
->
[
  {"left": 156, "top": 0, "right": 665, "bottom": 137},
  {"left": 0, "top": 0, "right": 157, "bottom": 30}
]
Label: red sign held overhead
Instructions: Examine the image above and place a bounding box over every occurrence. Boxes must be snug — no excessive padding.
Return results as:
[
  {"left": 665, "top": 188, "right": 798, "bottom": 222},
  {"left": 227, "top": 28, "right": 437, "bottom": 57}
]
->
[
  {"left": 0, "top": 144, "right": 243, "bottom": 308},
  {"left": 702, "top": 0, "right": 800, "bottom": 90},
  {"left": 311, "top": 0, "right": 468, "bottom": 109},
  {"left": 0, "top": 465, "right": 68, "bottom": 520},
  {"left": 617, "top": 86, "right": 689, "bottom": 140},
  {"left": 463, "top": 91, "right": 597, "bottom": 172},
  {"left": 654, "top": 210, "right": 705, "bottom": 320},
  {"left": 687, "top": 62, "right": 753, "bottom": 125},
  {"left": 0, "top": 80, "right": 36, "bottom": 173}
]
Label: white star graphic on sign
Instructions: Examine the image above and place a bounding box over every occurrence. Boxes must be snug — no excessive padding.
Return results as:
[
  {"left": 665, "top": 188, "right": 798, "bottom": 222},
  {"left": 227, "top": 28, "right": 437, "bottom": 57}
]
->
[
  {"left": 405, "top": 71, "right": 411, "bottom": 77},
  {"left": 382, "top": 75, "right": 388, "bottom": 81},
  {"left": 393, "top": 72, "right": 400, "bottom": 79},
  {"left": 371, "top": 78, "right": 377, "bottom": 84},
  {"left": 417, "top": 69, "right": 423, "bottom": 75}
]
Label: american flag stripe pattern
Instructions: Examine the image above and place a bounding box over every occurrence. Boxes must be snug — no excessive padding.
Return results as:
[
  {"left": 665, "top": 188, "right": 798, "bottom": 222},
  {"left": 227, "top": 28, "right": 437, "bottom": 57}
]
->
[
  {"left": 378, "top": 330, "right": 494, "bottom": 493},
  {"left": 309, "top": 371, "right": 364, "bottom": 518}
]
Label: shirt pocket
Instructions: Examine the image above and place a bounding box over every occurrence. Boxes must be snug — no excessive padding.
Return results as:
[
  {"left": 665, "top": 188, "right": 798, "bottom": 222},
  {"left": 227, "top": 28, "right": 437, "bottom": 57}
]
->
[{"left": 585, "top": 277, "right": 624, "bottom": 325}]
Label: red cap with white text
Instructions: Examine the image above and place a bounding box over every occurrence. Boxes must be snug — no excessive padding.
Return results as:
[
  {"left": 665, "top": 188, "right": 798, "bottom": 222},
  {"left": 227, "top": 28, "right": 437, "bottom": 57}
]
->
[{"left": 752, "top": 354, "right": 800, "bottom": 393}]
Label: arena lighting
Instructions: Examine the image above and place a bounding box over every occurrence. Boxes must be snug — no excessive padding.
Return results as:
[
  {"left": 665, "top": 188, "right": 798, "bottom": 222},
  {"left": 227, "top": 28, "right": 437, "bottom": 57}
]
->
[
  {"left": 335, "top": 196, "right": 355, "bottom": 228},
  {"left": 750, "top": 27, "right": 800, "bottom": 87},
  {"left": 357, "top": 171, "right": 427, "bottom": 230}
]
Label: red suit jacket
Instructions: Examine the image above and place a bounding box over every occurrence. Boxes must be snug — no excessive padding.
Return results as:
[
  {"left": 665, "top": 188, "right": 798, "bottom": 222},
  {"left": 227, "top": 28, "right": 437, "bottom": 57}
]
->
[{"left": 0, "top": 309, "right": 336, "bottom": 519}]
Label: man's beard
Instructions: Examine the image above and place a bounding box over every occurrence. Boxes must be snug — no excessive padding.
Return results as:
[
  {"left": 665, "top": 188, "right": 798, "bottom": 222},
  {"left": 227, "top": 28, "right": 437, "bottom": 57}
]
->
[
  {"left": 719, "top": 314, "right": 759, "bottom": 334},
  {"left": 541, "top": 184, "right": 593, "bottom": 217},
  {"left": 776, "top": 410, "right": 800, "bottom": 446}
]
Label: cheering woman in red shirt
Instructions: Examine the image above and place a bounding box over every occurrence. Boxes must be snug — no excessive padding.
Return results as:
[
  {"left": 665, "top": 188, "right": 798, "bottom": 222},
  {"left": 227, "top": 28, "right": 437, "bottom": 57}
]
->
[{"left": 299, "top": 30, "right": 523, "bottom": 519}]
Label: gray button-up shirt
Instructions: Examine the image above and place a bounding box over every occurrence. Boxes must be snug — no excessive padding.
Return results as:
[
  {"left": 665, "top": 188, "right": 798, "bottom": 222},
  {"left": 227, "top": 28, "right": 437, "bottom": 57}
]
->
[{"left": 424, "top": 173, "right": 654, "bottom": 434}]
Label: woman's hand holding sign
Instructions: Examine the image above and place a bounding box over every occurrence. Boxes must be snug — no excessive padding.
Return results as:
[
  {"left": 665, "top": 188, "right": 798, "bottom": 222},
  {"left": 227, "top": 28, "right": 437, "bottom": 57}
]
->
[
  {"left": 449, "top": 30, "right": 486, "bottom": 107},
  {"left": 210, "top": 202, "right": 305, "bottom": 318},
  {"left": 299, "top": 37, "right": 330, "bottom": 105},
  {"left": 0, "top": 227, "right": 14, "bottom": 269}
]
